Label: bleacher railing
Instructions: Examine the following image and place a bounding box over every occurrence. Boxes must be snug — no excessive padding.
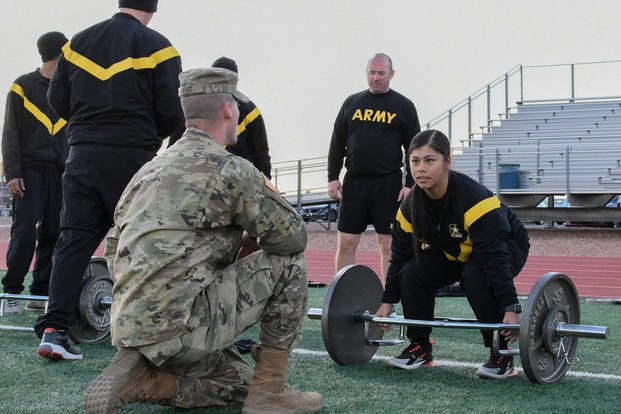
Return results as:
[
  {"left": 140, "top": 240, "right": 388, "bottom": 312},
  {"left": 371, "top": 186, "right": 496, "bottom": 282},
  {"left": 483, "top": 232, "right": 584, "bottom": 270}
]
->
[
  {"left": 425, "top": 59, "right": 621, "bottom": 147},
  {"left": 271, "top": 157, "right": 330, "bottom": 212},
  {"left": 453, "top": 143, "right": 621, "bottom": 196}
]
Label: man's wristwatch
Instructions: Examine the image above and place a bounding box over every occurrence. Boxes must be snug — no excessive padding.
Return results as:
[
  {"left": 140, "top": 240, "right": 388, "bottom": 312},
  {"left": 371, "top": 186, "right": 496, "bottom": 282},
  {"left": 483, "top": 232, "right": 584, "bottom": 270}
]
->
[{"left": 503, "top": 303, "right": 522, "bottom": 313}]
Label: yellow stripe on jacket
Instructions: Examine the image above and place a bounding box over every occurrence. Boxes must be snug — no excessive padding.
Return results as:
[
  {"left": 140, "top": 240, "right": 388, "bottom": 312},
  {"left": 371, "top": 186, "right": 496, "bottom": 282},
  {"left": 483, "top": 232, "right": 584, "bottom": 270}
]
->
[
  {"left": 10, "top": 83, "right": 66, "bottom": 135},
  {"left": 237, "top": 107, "right": 261, "bottom": 135},
  {"left": 62, "top": 42, "right": 180, "bottom": 81},
  {"left": 395, "top": 207, "right": 413, "bottom": 233},
  {"left": 443, "top": 195, "right": 500, "bottom": 262}
]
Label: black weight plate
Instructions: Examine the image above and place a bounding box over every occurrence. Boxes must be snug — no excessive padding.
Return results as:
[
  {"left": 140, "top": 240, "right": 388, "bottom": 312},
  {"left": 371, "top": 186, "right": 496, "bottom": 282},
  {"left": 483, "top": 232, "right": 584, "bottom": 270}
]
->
[
  {"left": 321, "top": 264, "right": 384, "bottom": 365},
  {"left": 69, "top": 257, "right": 113, "bottom": 344},
  {"left": 519, "top": 272, "right": 580, "bottom": 384}
]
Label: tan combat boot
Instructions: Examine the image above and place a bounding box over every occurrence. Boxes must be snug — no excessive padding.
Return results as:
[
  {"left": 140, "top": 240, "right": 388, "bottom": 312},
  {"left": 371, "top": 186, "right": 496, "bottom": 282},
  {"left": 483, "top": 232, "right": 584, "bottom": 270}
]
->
[
  {"left": 242, "top": 346, "right": 323, "bottom": 414},
  {"left": 83, "top": 348, "right": 178, "bottom": 413}
]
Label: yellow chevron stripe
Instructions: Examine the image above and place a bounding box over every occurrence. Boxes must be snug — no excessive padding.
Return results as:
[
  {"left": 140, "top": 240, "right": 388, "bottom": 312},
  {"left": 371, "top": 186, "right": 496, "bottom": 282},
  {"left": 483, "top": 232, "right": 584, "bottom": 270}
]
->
[
  {"left": 446, "top": 195, "right": 500, "bottom": 263},
  {"left": 443, "top": 236, "right": 473, "bottom": 262},
  {"left": 52, "top": 118, "right": 67, "bottom": 134},
  {"left": 441, "top": 197, "right": 500, "bottom": 263},
  {"left": 464, "top": 195, "right": 501, "bottom": 228},
  {"left": 237, "top": 107, "right": 261, "bottom": 135},
  {"left": 62, "top": 42, "right": 179, "bottom": 81},
  {"left": 395, "top": 207, "right": 412, "bottom": 233},
  {"left": 10, "top": 83, "right": 66, "bottom": 135}
]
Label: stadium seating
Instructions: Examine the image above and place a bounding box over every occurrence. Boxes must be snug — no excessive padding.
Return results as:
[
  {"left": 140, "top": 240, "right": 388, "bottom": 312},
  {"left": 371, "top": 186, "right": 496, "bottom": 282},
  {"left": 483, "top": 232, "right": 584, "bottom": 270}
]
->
[{"left": 452, "top": 99, "right": 621, "bottom": 207}]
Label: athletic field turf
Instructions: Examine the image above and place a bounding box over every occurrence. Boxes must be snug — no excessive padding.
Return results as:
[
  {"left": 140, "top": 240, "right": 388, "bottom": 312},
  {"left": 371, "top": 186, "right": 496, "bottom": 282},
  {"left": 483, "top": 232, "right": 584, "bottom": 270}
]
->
[{"left": 1, "top": 281, "right": 619, "bottom": 413}]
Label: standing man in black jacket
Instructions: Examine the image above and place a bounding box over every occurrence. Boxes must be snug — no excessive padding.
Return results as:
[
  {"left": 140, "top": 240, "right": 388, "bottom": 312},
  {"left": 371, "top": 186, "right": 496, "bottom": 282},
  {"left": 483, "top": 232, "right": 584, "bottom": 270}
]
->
[
  {"left": 35, "top": 0, "right": 184, "bottom": 361},
  {"left": 327, "top": 53, "right": 420, "bottom": 285},
  {"left": 1, "top": 32, "right": 68, "bottom": 313},
  {"left": 211, "top": 57, "right": 272, "bottom": 178}
]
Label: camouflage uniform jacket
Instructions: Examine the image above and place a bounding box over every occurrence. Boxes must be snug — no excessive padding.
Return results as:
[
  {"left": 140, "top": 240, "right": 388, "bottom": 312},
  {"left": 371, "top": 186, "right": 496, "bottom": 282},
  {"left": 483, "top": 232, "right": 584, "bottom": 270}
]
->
[{"left": 106, "top": 127, "right": 307, "bottom": 347}]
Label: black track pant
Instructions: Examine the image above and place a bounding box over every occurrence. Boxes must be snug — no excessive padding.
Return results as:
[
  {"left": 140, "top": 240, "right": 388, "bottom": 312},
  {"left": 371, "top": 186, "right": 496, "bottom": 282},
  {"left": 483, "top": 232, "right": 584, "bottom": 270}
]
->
[
  {"left": 400, "top": 241, "right": 528, "bottom": 349},
  {"left": 2, "top": 167, "right": 62, "bottom": 295},
  {"left": 34, "top": 145, "right": 154, "bottom": 335}
]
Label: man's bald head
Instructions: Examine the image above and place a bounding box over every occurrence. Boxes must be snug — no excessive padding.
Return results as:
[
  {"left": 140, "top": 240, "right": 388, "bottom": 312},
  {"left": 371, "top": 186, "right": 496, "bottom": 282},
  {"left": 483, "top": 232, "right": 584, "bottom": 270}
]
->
[
  {"left": 367, "top": 53, "right": 393, "bottom": 71},
  {"left": 366, "top": 53, "right": 394, "bottom": 94}
]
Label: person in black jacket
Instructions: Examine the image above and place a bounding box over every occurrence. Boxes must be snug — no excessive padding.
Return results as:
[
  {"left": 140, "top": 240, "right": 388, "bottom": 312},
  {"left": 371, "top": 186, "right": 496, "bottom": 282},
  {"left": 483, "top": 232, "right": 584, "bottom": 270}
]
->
[
  {"left": 1, "top": 32, "right": 68, "bottom": 313},
  {"left": 327, "top": 53, "right": 420, "bottom": 285},
  {"left": 211, "top": 57, "right": 272, "bottom": 178},
  {"left": 375, "top": 129, "right": 529, "bottom": 379},
  {"left": 35, "top": 0, "right": 184, "bottom": 361}
]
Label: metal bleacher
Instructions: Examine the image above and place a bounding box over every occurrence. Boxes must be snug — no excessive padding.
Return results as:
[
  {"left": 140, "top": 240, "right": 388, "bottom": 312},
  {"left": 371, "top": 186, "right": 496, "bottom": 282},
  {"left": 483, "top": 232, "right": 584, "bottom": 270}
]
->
[
  {"left": 416, "top": 60, "right": 621, "bottom": 223},
  {"left": 451, "top": 98, "right": 621, "bottom": 219}
]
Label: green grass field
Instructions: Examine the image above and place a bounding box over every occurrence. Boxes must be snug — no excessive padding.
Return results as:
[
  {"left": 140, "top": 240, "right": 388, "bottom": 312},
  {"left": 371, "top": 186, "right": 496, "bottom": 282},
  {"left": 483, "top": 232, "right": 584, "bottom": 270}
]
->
[{"left": 1, "top": 282, "right": 619, "bottom": 413}]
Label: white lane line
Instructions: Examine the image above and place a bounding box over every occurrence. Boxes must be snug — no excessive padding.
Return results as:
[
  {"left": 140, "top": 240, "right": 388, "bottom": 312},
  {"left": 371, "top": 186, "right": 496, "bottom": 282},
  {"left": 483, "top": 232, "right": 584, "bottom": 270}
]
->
[
  {"left": 292, "top": 348, "right": 621, "bottom": 381},
  {"left": 0, "top": 324, "right": 33, "bottom": 331},
  {"left": 2, "top": 326, "right": 619, "bottom": 381}
]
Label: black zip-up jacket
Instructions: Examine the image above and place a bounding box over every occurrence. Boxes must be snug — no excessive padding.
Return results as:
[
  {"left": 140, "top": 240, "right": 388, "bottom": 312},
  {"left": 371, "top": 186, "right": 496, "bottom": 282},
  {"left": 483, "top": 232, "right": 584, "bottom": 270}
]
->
[
  {"left": 226, "top": 99, "right": 271, "bottom": 178},
  {"left": 383, "top": 171, "right": 529, "bottom": 307},
  {"left": 327, "top": 89, "right": 420, "bottom": 185},
  {"left": 2, "top": 70, "right": 67, "bottom": 181},
  {"left": 48, "top": 12, "right": 183, "bottom": 151}
]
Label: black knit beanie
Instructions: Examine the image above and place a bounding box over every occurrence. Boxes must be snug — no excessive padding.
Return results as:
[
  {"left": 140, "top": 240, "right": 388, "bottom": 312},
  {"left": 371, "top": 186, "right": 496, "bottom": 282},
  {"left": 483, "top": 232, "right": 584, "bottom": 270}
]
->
[
  {"left": 119, "top": 0, "right": 158, "bottom": 12},
  {"left": 212, "top": 57, "right": 239, "bottom": 74},
  {"left": 37, "top": 31, "right": 68, "bottom": 62}
]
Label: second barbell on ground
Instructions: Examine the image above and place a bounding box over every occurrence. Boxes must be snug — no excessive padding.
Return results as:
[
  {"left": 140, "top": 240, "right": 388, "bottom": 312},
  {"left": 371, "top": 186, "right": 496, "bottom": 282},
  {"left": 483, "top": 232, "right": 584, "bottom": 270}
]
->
[{"left": 0, "top": 257, "right": 112, "bottom": 344}]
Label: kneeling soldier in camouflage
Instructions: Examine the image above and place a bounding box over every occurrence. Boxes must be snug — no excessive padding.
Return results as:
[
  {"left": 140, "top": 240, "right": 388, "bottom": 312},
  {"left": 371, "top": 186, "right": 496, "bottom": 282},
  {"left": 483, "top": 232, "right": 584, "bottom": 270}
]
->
[{"left": 83, "top": 67, "right": 323, "bottom": 413}]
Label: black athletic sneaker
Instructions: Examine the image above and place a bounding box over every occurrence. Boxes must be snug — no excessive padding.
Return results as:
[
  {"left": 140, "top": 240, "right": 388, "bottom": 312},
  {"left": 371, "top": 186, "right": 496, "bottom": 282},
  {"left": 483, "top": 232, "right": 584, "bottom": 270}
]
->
[
  {"left": 37, "top": 328, "right": 83, "bottom": 360},
  {"left": 476, "top": 353, "right": 518, "bottom": 379},
  {"left": 387, "top": 342, "right": 436, "bottom": 370}
]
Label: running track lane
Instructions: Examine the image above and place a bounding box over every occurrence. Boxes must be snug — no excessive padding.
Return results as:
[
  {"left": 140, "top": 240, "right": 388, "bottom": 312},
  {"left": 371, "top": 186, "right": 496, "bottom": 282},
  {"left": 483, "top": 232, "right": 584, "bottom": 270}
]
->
[
  {"left": 305, "top": 250, "right": 621, "bottom": 298},
  {"left": 2, "top": 243, "right": 619, "bottom": 298}
]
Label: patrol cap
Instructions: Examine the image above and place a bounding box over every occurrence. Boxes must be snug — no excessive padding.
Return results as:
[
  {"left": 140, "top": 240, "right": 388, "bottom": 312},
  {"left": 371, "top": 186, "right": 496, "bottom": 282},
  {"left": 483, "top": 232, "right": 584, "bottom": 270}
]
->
[
  {"left": 119, "top": 0, "right": 158, "bottom": 12},
  {"left": 37, "top": 31, "right": 68, "bottom": 62},
  {"left": 178, "top": 68, "right": 249, "bottom": 103}
]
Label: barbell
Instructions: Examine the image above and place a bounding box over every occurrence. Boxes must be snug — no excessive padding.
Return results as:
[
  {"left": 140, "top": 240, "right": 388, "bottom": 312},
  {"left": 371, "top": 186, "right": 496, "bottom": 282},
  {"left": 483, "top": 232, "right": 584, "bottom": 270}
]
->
[
  {"left": 307, "top": 264, "right": 610, "bottom": 384},
  {"left": 0, "top": 257, "right": 112, "bottom": 344}
]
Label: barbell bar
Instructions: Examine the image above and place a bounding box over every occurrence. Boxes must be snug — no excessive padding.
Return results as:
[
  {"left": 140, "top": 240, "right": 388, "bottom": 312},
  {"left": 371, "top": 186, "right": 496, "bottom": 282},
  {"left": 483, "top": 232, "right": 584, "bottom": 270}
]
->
[
  {"left": 0, "top": 294, "right": 113, "bottom": 312},
  {"left": 308, "top": 308, "right": 608, "bottom": 339},
  {"left": 0, "top": 293, "right": 50, "bottom": 315},
  {"left": 307, "top": 264, "right": 610, "bottom": 384},
  {"left": 0, "top": 257, "right": 113, "bottom": 344}
]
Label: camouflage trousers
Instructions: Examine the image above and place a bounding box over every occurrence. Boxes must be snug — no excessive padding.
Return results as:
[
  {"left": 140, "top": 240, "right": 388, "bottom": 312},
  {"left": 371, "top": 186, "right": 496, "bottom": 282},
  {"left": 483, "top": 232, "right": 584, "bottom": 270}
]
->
[{"left": 134, "top": 250, "right": 308, "bottom": 408}]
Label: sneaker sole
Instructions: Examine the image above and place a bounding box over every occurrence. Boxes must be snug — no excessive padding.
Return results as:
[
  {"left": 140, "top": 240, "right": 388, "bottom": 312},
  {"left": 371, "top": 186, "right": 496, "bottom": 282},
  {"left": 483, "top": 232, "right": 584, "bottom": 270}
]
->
[
  {"left": 476, "top": 367, "right": 519, "bottom": 380},
  {"left": 387, "top": 359, "right": 436, "bottom": 370},
  {"left": 38, "top": 343, "right": 83, "bottom": 361},
  {"left": 83, "top": 349, "right": 148, "bottom": 414}
]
